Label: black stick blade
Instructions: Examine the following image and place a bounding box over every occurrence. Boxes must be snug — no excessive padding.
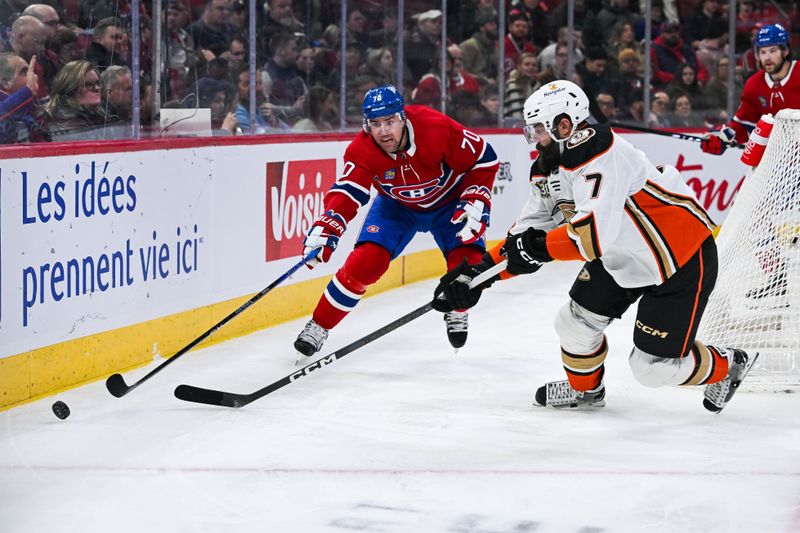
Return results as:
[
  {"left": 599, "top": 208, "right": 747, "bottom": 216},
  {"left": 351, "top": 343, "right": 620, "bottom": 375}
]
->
[
  {"left": 174, "top": 384, "right": 241, "bottom": 408},
  {"left": 105, "top": 374, "right": 130, "bottom": 397}
]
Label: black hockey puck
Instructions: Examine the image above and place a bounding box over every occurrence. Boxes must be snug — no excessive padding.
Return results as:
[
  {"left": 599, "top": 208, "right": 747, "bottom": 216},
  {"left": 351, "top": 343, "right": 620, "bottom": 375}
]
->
[{"left": 52, "top": 400, "right": 70, "bottom": 420}]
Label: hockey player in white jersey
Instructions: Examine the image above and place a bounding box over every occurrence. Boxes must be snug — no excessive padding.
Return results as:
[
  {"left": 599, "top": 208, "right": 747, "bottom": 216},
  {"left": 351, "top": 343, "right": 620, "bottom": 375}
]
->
[{"left": 432, "top": 80, "right": 756, "bottom": 413}]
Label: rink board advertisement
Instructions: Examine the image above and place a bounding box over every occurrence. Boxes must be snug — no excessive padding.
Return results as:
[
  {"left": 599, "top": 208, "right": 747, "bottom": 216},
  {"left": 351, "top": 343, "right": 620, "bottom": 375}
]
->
[
  {"left": 0, "top": 151, "right": 215, "bottom": 358},
  {"left": 0, "top": 131, "right": 746, "bottom": 405}
]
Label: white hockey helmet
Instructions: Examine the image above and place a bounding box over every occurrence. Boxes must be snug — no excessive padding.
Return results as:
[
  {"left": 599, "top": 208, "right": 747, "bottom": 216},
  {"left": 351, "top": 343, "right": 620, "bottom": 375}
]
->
[{"left": 522, "top": 80, "right": 590, "bottom": 143}]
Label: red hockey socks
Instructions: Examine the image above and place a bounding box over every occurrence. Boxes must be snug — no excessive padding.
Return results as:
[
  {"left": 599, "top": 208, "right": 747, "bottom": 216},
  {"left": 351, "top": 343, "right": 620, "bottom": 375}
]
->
[{"left": 312, "top": 243, "right": 391, "bottom": 330}]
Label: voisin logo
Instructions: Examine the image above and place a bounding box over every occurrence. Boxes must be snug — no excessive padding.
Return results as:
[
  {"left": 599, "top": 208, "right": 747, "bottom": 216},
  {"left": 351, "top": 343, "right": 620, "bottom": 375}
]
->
[{"left": 265, "top": 159, "right": 337, "bottom": 261}]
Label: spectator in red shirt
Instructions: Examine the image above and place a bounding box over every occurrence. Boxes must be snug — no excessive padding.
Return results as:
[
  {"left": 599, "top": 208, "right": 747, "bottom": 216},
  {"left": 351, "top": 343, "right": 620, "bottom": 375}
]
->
[
  {"left": 503, "top": 10, "right": 537, "bottom": 77},
  {"left": 20, "top": 4, "right": 60, "bottom": 87},
  {"left": 651, "top": 20, "right": 709, "bottom": 87}
]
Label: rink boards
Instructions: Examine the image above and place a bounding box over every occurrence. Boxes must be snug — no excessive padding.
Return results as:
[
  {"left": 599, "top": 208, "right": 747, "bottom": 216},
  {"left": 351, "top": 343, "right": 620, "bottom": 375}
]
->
[{"left": 0, "top": 131, "right": 747, "bottom": 408}]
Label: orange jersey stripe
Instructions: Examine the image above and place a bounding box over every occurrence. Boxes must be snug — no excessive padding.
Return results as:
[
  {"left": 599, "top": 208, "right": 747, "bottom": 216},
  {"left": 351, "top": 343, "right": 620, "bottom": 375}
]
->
[
  {"left": 627, "top": 182, "right": 714, "bottom": 278},
  {"left": 680, "top": 246, "right": 704, "bottom": 356}
]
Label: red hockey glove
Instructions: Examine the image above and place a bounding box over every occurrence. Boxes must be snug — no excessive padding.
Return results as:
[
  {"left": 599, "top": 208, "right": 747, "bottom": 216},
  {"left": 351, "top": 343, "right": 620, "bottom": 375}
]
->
[
  {"left": 505, "top": 227, "right": 552, "bottom": 275},
  {"left": 700, "top": 126, "right": 736, "bottom": 155},
  {"left": 303, "top": 210, "right": 347, "bottom": 269},
  {"left": 451, "top": 185, "right": 492, "bottom": 244}
]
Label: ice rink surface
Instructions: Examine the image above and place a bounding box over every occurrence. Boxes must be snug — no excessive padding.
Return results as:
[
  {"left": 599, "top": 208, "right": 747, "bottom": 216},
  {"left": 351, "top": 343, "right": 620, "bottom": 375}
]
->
[{"left": 2, "top": 261, "right": 799, "bottom": 533}]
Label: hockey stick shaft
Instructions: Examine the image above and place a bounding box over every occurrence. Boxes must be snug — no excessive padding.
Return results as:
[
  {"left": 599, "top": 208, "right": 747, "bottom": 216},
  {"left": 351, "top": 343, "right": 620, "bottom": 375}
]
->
[
  {"left": 105, "top": 249, "right": 320, "bottom": 398},
  {"left": 174, "top": 260, "right": 508, "bottom": 408},
  {"left": 608, "top": 121, "right": 746, "bottom": 149},
  {"left": 175, "top": 301, "right": 435, "bottom": 407}
]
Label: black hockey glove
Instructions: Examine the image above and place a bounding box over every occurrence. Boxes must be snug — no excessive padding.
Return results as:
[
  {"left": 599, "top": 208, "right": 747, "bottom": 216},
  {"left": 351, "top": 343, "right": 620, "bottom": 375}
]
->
[
  {"left": 504, "top": 227, "right": 552, "bottom": 275},
  {"left": 432, "top": 257, "right": 499, "bottom": 313}
]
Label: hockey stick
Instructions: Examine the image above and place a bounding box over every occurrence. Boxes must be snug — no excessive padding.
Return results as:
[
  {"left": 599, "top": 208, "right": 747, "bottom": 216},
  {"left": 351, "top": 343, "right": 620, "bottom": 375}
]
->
[
  {"left": 608, "top": 121, "right": 746, "bottom": 149},
  {"left": 174, "top": 260, "right": 508, "bottom": 408},
  {"left": 105, "top": 249, "right": 321, "bottom": 398}
]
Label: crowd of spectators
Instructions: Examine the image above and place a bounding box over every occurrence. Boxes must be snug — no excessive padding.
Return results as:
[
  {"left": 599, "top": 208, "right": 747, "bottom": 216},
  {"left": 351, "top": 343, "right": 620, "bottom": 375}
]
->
[{"left": 0, "top": 0, "right": 796, "bottom": 143}]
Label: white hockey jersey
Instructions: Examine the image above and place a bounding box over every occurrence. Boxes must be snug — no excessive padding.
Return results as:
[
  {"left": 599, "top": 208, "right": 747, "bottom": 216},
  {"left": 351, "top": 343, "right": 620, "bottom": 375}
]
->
[{"left": 512, "top": 125, "right": 716, "bottom": 288}]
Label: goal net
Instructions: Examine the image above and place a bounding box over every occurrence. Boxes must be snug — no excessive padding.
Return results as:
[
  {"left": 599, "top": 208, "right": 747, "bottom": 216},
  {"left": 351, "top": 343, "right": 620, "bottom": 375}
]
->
[{"left": 697, "top": 109, "right": 800, "bottom": 390}]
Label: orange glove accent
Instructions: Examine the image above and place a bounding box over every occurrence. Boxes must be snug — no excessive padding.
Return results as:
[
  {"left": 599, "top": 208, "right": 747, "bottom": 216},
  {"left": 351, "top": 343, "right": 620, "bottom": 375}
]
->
[{"left": 487, "top": 240, "right": 517, "bottom": 280}]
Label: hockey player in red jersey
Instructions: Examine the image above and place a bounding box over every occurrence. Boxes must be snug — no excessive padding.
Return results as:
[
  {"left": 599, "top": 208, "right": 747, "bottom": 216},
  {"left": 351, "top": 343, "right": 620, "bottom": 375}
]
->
[
  {"left": 701, "top": 24, "right": 799, "bottom": 305},
  {"left": 294, "top": 84, "right": 499, "bottom": 357},
  {"left": 701, "top": 23, "right": 799, "bottom": 154},
  {"left": 435, "top": 80, "right": 756, "bottom": 413}
]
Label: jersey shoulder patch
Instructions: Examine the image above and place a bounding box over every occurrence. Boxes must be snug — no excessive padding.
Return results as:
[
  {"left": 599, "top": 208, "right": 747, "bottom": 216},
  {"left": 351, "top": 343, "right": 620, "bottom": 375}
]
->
[
  {"left": 560, "top": 125, "right": 614, "bottom": 170},
  {"left": 566, "top": 127, "right": 595, "bottom": 148}
]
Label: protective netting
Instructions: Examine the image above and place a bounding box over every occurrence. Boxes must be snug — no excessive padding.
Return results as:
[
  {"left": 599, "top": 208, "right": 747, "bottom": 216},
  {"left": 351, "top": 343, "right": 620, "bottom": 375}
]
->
[{"left": 697, "top": 109, "right": 800, "bottom": 389}]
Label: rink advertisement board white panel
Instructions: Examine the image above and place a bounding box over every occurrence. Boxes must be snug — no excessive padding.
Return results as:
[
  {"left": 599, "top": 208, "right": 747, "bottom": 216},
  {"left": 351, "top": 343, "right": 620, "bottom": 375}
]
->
[
  {"left": 1, "top": 149, "right": 216, "bottom": 358},
  {"left": 0, "top": 131, "right": 747, "bottom": 361}
]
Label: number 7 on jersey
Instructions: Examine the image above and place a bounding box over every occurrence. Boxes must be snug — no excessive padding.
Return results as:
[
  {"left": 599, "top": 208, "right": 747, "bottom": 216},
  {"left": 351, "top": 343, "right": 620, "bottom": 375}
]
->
[{"left": 584, "top": 172, "right": 603, "bottom": 199}]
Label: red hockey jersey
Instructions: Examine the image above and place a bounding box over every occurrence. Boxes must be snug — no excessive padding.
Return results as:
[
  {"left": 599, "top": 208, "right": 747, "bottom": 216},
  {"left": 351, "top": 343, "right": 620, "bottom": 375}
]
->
[
  {"left": 323, "top": 105, "right": 499, "bottom": 223},
  {"left": 729, "top": 60, "right": 800, "bottom": 143}
]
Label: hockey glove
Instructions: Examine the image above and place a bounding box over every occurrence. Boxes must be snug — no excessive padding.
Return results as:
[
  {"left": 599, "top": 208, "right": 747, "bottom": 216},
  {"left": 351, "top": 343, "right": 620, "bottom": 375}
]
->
[
  {"left": 432, "top": 256, "right": 500, "bottom": 312},
  {"left": 700, "top": 126, "right": 736, "bottom": 155},
  {"left": 451, "top": 185, "right": 492, "bottom": 244},
  {"left": 303, "top": 210, "right": 347, "bottom": 268},
  {"left": 505, "top": 227, "right": 552, "bottom": 275}
]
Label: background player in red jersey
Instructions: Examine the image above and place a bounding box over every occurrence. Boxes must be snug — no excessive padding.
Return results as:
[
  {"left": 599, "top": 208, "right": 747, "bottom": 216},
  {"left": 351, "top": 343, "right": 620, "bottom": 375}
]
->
[
  {"left": 294, "top": 84, "right": 499, "bottom": 357},
  {"left": 701, "top": 24, "right": 799, "bottom": 303},
  {"left": 701, "top": 23, "right": 799, "bottom": 155}
]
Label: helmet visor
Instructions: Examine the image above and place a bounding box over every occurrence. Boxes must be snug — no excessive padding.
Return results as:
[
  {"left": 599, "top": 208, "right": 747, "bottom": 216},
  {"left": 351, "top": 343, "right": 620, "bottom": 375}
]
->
[{"left": 522, "top": 122, "right": 548, "bottom": 145}]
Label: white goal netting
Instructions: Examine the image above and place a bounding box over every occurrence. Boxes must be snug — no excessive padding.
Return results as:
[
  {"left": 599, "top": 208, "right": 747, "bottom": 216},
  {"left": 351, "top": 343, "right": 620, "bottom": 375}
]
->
[{"left": 697, "top": 109, "right": 800, "bottom": 389}]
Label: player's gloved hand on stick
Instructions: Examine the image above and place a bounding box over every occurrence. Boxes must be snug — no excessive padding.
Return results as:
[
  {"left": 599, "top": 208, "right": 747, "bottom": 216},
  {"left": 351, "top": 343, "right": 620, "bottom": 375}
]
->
[
  {"left": 303, "top": 210, "right": 347, "bottom": 268},
  {"left": 700, "top": 126, "right": 736, "bottom": 155},
  {"left": 451, "top": 185, "right": 492, "bottom": 244},
  {"left": 504, "top": 227, "right": 552, "bottom": 275},
  {"left": 432, "top": 256, "right": 499, "bottom": 312}
]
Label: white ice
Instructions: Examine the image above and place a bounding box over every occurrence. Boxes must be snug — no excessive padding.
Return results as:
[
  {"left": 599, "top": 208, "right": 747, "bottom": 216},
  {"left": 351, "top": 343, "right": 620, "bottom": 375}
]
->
[{"left": 2, "top": 261, "right": 799, "bottom": 533}]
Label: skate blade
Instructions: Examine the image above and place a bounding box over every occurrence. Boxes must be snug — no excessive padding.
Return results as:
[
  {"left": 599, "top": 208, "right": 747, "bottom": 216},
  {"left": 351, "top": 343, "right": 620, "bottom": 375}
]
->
[
  {"left": 533, "top": 399, "right": 606, "bottom": 410},
  {"left": 553, "top": 399, "right": 606, "bottom": 410}
]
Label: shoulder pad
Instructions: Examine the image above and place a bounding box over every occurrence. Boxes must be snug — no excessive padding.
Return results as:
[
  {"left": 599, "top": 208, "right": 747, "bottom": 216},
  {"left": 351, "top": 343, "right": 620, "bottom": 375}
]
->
[{"left": 560, "top": 125, "right": 614, "bottom": 170}]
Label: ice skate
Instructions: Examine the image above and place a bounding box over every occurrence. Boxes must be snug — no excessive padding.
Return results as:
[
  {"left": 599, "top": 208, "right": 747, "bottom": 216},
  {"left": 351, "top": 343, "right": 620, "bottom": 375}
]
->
[
  {"left": 444, "top": 311, "right": 468, "bottom": 350},
  {"left": 294, "top": 319, "right": 329, "bottom": 358},
  {"left": 703, "top": 349, "right": 759, "bottom": 413},
  {"left": 533, "top": 380, "right": 606, "bottom": 410}
]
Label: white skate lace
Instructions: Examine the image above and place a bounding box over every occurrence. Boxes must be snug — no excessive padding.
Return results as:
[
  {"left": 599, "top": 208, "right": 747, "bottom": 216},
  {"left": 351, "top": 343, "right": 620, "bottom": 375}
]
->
[
  {"left": 546, "top": 380, "right": 581, "bottom": 406},
  {"left": 545, "top": 380, "right": 604, "bottom": 407},
  {"left": 704, "top": 349, "right": 749, "bottom": 408},
  {"left": 297, "top": 320, "right": 329, "bottom": 351},
  {"left": 444, "top": 311, "right": 469, "bottom": 333}
]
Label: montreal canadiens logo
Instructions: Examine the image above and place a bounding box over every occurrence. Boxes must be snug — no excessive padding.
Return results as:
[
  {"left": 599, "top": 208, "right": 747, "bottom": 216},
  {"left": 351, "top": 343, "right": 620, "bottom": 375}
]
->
[
  {"left": 367, "top": 225, "right": 380, "bottom": 233},
  {"left": 379, "top": 177, "right": 447, "bottom": 203}
]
